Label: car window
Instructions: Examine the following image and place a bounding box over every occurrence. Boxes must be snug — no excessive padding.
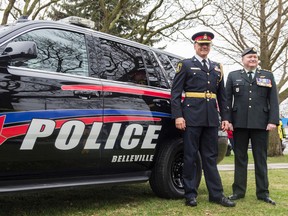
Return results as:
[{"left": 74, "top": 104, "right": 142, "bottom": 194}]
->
[
  {"left": 142, "top": 50, "right": 169, "bottom": 89},
  {"left": 168, "top": 56, "right": 180, "bottom": 69},
  {"left": 99, "top": 38, "right": 148, "bottom": 85},
  {"left": 156, "top": 53, "right": 180, "bottom": 84},
  {"left": 9, "top": 28, "right": 89, "bottom": 77}
]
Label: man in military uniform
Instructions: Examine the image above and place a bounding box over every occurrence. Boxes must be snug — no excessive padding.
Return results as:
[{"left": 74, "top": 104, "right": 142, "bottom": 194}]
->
[
  {"left": 226, "top": 48, "right": 279, "bottom": 205},
  {"left": 171, "top": 31, "right": 235, "bottom": 207}
]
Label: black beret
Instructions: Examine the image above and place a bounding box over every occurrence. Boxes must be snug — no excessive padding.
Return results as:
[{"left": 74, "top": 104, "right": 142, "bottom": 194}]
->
[
  {"left": 192, "top": 31, "right": 214, "bottom": 43},
  {"left": 242, "top": 47, "right": 257, "bottom": 57}
]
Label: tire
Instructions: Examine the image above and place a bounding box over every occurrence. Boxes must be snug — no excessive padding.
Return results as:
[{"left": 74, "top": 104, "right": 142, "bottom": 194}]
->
[{"left": 149, "top": 139, "right": 202, "bottom": 199}]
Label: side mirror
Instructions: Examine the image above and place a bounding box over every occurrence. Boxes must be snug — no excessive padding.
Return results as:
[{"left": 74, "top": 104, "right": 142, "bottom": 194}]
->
[{"left": 0, "top": 41, "right": 37, "bottom": 62}]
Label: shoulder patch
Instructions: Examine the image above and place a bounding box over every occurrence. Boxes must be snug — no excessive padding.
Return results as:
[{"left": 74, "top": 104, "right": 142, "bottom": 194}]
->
[{"left": 176, "top": 62, "right": 183, "bottom": 73}]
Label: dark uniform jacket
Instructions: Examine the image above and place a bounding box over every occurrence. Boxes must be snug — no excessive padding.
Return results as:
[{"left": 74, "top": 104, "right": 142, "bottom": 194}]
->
[
  {"left": 226, "top": 69, "right": 279, "bottom": 129},
  {"left": 171, "top": 56, "right": 228, "bottom": 127}
]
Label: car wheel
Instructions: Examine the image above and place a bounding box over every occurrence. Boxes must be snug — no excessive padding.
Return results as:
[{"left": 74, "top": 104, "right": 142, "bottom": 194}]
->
[{"left": 149, "top": 139, "right": 202, "bottom": 199}]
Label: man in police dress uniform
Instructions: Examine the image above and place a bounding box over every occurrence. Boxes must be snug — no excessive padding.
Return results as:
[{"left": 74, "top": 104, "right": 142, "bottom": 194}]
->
[
  {"left": 171, "top": 31, "right": 235, "bottom": 207},
  {"left": 226, "top": 48, "right": 279, "bottom": 205}
]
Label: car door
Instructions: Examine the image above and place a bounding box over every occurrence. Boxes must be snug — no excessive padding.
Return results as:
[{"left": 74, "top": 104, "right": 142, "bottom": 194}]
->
[
  {"left": 94, "top": 38, "right": 169, "bottom": 174},
  {"left": 0, "top": 26, "right": 103, "bottom": 180}
]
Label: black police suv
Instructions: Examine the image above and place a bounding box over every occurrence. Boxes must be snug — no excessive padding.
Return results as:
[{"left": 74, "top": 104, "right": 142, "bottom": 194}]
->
[{"left": 0, "top": 16, "right": 228, "bottom": 198}]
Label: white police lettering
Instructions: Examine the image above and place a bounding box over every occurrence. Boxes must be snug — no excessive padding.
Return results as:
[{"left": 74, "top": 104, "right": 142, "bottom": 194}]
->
[
  {"left": 142, "top": 125, "right": 162, "bottom": 149},
  {"left": 111, "top": 155, "right": 154, "bottom": 162},
  {"left": 84, "top": 122, "right": 103, "bottom": 149},
  {"left": 104, "top": 123, "right": 121, "bottom": 149},
  {"left": 120, "top": 124, "right": 143, "bottom": 149},
  {"left": 55, "top": 120, "right": 85, "bottom": 150},
  {"left": 20, "top": 119, "right": 162, "bottom": 150},
  {"left": 21, "top": 119, "right": 56, "bottom": 150}
]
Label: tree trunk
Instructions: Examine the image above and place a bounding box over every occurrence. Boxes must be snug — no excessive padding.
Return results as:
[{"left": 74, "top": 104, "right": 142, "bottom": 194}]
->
[
  {"left": 1, "top": 0, "right": 16, "bottom": 25},
  {"left": 268, "top": 129, "right": 282, "bottom": 156}
]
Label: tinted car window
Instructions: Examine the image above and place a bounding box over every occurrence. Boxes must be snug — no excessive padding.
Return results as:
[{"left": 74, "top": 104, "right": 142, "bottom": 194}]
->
[
  {"left": 10, "top": 28, "right": 89, "bottom": 76},
  {"left": 142, "top": 50, "right": 169, "bottom": 89},
  {"left": 156, "top": 53, "right": 179, "bottom": 84},
  {"left": 100, "top": 38, "right": 148, "bottom": 85},
  {"left": 168, "top": 55, "right": 180, "bottom": 68}
]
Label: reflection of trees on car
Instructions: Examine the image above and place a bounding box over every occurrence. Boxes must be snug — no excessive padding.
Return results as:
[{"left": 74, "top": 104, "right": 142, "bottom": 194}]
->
[
  {"left": 12, "top": 29, "right": 88, "bottom": 76},
  {"left": 100, "top": 39, "right": 144, "bottom": 82}
]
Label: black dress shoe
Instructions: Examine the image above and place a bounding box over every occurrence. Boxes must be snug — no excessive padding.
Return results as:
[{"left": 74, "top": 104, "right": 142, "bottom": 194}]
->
[
  {"left": 185, "top": 197, "right": 197, "bottom": 207},
  {"left": 258, "top": 197, "right": 276, "bottom": 205},
  {"left": 228, "top": 194, "right": 245, "bottom": 200},
  {"left": 210, "top": 196, "right": 236, "bottom": 207}
]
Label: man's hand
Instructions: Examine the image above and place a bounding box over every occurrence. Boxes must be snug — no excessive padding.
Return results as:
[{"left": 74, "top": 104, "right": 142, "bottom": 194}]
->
[
  {"left": 266, "top": 123, "right": 277, "bottom": 131},
  {"left": 221, "top": 120, "right": 229, "bottom": 131},
  {"left": 175, "top": 117, "right": 186, "bottom": 130}
]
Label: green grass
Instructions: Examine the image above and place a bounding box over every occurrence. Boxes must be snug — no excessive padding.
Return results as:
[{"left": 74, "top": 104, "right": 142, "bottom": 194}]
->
[
  {"left": 0, "top": 169, "right": 287, "bottom": 215},
  {"left": 220, "top": 151, "right": 288, "bottom": 164},
  {"left": 0, "top": 153, "right": 287, "bottom": 216}
]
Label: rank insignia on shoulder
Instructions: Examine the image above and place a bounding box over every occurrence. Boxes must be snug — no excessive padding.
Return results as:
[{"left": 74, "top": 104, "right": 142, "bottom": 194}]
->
[
  {"left": 176, "top": 62, "right": 183, "bottom": 73},
  {"left": 256, "top": 78, "right": 272, "bottom": 87},
  {"left": 214, "top": 66, "right": 221, "bottom": 72}
]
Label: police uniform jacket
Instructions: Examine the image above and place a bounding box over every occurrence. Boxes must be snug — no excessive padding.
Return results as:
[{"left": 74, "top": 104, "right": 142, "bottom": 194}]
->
[
  {"left": 171, "top": 56, "right": 228, "bottom": 127},
  {"left": 226, "top": 69, "right": 279, "bottom": 129}
]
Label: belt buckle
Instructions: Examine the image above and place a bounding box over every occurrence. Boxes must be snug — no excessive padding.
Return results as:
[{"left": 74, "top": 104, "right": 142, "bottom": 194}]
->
[{"left": 205, "top": 92, "right": 212, "bottom": 99}]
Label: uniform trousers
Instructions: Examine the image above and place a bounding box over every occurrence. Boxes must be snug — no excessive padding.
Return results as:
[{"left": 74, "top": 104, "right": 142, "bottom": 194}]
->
[
  {"left": 183, "top": 126, "right": 223, "bottom": 200},
  {"left": 233, "top": 128, "right": 269, "bottom": 198}
]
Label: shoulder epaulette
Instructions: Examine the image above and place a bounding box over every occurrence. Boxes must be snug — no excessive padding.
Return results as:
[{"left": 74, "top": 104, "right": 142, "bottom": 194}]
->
[
  {"left": 212, "top": 62, "right": 223, "bottom": 82},
  {"left": 260, "top": 68, "right": 272, "bottom": 73}
]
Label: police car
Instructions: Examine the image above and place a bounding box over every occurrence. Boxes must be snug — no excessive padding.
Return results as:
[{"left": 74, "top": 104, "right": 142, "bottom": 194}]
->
[{"left": 0, "top": 16, "right": 228, "bottom": 198}]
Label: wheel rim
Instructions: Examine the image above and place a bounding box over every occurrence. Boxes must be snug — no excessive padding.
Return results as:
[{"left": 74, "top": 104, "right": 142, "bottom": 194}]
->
[{"left": 171, "top": 152, "right": 184, "bottom": 189}]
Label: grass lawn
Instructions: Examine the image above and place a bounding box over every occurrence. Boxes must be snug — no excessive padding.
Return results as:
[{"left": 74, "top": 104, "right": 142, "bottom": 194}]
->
[
  {"left": 0, "top": 170, "right": 287, "bottom": 215},
  {"left": 0, "top": 153, "right": 287, "bottom": 216}
]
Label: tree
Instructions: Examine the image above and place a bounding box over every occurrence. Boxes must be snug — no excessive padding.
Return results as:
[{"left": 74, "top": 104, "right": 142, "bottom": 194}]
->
[
  {"left": 48, "top": 0, "right": 213, "bottom": 46},
  {"left": 0, "top": 0, "right": 60, "bottom": 24},
  {"left": 199, "top": 0, "right": 288, "bottom": 156}
]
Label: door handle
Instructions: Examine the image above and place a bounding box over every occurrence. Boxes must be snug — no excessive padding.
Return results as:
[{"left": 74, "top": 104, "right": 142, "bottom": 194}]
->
[
  {"left": 153, "top": 98, "right": 170, "bottom": 107},
  {"left": 73, "top": 90, "right": 100, "bottom": 99}
]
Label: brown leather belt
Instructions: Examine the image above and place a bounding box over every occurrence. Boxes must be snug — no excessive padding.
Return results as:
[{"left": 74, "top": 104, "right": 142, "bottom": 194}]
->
[{"left": 185, "top": 92, "right": 216, "bottom": 99}]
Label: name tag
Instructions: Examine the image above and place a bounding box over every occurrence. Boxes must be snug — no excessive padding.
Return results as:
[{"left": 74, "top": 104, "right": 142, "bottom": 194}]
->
[{"left": 256, "top": 78, "right": 272, "bottom": 87}]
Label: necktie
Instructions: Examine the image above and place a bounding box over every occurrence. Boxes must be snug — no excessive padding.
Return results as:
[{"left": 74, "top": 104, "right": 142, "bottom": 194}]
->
[
  {"left": 248, "top": 71, "right": 253, "bottom": 82},
  {"left": 202, "top": 59, "right": 208, "bottom": 71}
]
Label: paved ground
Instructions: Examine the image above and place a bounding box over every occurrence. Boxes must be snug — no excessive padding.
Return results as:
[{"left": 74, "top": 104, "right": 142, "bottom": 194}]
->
[
  {"left": 218, "top": 139, "right": 288, "bottom": 171},
  {"left": 218, "top": 163, "right": 288, "bottom": 171}
]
